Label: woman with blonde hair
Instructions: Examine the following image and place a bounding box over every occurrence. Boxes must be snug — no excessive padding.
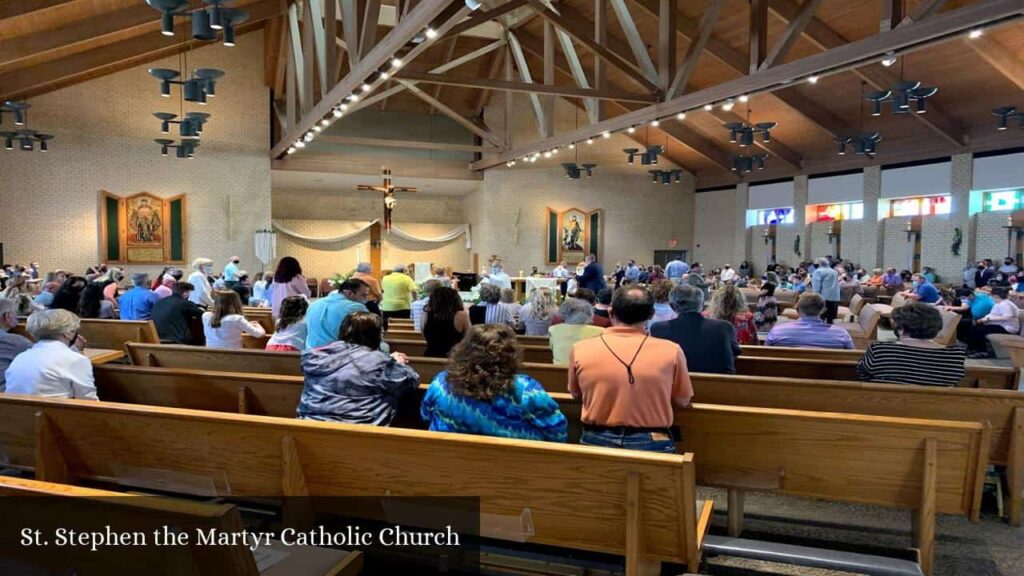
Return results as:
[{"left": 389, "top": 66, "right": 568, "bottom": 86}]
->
[
  {"left": 202, "top": 290, "right": 265, "bottom": 349},
  {"left": 706, "top": 284, "right": 758, "bottom": 344},
  {"left": 518, "top": 287, "right": 557, "bottom": 336},
  {"left": 421, "top": 324, "right": 567, "bottom": 442}
]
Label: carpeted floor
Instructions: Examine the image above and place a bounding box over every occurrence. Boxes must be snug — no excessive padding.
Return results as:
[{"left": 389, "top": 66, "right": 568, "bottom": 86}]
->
[{"left": 693, "top": 487, "right": 1024, "bottom": 576}]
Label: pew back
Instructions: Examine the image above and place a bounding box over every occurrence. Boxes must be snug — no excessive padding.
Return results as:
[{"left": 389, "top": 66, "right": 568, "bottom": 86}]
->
[
  {"left": 0, "top": 395, "right": 705, "bottom": 568},
  {"left": 128, "top": 343, "right": 302, "bottom": 375},
  {"left": 387, "top": 339, "right": 555, "bottom": 364},
  {"left": 78, "top": 319, "right": 160, "bottom": 351}
]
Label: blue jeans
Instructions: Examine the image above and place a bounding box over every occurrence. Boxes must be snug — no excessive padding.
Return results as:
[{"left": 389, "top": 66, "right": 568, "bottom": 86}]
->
[{"left": 580, "top": 429, "right": 677, "bottom": 453}]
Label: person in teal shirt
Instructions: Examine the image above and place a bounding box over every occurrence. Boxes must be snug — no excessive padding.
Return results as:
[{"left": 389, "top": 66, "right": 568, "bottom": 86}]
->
[
  {"left": 304, "top": 278, "right": 370, "bottom": 349},
  {"left": 421, "top": 324, "right": 567, "bottom": 442},
  {"left": 946, "top": 287, "right": 994, "bottom": 343}
]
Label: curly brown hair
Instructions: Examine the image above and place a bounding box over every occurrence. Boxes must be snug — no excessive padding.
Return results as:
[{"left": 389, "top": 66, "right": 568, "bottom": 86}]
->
[
  {"left": 651, "top": 279, "right": 674, "bottom": 303},
  {"left": 446, "top": 324, "right": 521, "bottom": 401}
]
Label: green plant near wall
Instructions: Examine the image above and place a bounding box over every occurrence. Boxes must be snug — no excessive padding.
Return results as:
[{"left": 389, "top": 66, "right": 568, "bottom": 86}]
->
[{"left": 330, "top": 270, "right": 355, "bottom": 288}]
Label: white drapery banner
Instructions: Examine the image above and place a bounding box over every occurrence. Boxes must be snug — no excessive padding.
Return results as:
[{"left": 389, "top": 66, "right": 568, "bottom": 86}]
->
[
  {"left": 254, "top": 229, "right": 277, "bottom": 264},
  {"left": 271, "top": 220, "right": 472, "bottom": 249}
]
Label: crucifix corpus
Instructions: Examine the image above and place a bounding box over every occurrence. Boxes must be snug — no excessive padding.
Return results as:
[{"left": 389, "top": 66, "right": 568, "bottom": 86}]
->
[{"left": 355, "top": 167, "right": 417, "bottom": 232}]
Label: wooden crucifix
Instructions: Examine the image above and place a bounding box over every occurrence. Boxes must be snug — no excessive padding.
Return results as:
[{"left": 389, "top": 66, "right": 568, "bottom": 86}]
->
[{"left": 355, "top": 166, "right": 417, "bottom": 233}]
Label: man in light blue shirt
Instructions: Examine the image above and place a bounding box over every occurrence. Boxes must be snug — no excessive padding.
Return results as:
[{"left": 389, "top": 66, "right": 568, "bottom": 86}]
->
[
  {"left": 810, "top": 257, "right": 841, "bottom": 324},
  {"left": 482, "top": 260, "right": 512, "bottom": 290},
  {"left": 900, "top": 273, "right": 941, "bottom": 305},
  {"left": 223, "top": 256, "right": 241, "bottom": 288},
  {"left": 766, "top": 293, "right": 854, "bottom": 349},
  {"left": 624, "top": 260, "right": 641, "bottom": 283},
  {"left": 117, "top": 273, "right": 158, "bottom": 320},
  {"left": 305, "top": 278, "right": 370, "bottom": 349},
  {"left": 665, "top": 259, "right": 689, "bottom": 283}
]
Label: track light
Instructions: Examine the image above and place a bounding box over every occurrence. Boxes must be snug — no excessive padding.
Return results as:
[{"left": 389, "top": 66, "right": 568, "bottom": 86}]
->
[
  {"left": 739, "top": 95, "right": 749, "bottom": 103},
  {"left": 287, "top": 146, "right": 296, "bottom": 155},
  {"left": 568, "top": 143, "right": 575, "bottom": 149},
  {"left": 703, "top": 104, "right": 713, "bottom": 111},
  {"left": 391, "top": 58, "right": 403, "bottom": 68},
  {"left": 349, "top": 94, "right": 359, "bottom": 102},
  {"left": 881, "top": 52, "right": 897, "bottom": 67},
  {"left": 676, "top": 112, "right": 686, "bottom": 120},
  {"left": 303, "top": 132, "right": 314, "bottom": 142},
  {"left": 313, "top": 125, "right": 322, "bottom": 133},
  {"left": 992, "top": 107, "right": 1022, "bottom": 130},
  {"left": 160, "top": 12, "right": 175, "bottom": 36},
  {"left": 222, "top": 24, "right": 235, "bottom": 46},
  {"left": 602, "top": 131, "right": 610, "bottom": 139},
  {"left": 379, "top": 71, "right": 389, "bottom": 80},
  {"left": 808, "top": 75, "right": 819, "bottom": 84},
  {"left": 333, "top": 108, "right": 343, "bottom": 118},
  {"left": 295, "top": 140, "right": 306, "bottom": 148},
  {"left": 339, "top": 103, "right": 349, "bottom": 111},
  {"left": 543, "top": 151, "right": 552, "bottom": 158},
  {"left": 320, "top": 118, "right": 331, "bottom": 127},
  {"left": 722, "top": 99, "right": 735, "bottom": 111},
  {"left": 210, "top": 4, "right": 223, "bottom": 29},
  {"left": 425, "top": 27, "right": 438, "bottom": 39},
  {"left": 586, "top": 138, "right": 593, "bottom": 144},
  {"left": 627, "top": 126, "right": 635, "bottom": 134},
  {"left": 361, "top": 83, "right": 371, "bottom": 92},
  {"left": 969, "top": 29, "right": 983, "bottom": 39},
  {"left": 651, "top": 120, "right": 660, "bottom": 127}
]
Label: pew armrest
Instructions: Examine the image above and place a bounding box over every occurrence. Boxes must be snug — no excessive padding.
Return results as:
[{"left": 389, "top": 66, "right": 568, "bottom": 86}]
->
[
  {"left": 695, "top": 499, "right": 714, "bottom": 550},
  {"left": 702, "top": 536, "right": 923, "bottom": 576}
]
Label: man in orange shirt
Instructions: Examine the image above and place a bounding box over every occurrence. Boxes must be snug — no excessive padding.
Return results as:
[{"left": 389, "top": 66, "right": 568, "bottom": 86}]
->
[
  {"left": 568, "top": 286, "right": 693, "bottom": 452},
  {"left": 352, "top": 262, "right": 383, "bottom": 316}
]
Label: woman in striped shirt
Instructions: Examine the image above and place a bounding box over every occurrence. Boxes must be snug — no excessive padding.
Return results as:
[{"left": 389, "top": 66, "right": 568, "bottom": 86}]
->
[{"left": 856, "top": 302, "right": 966, "bottom": 387}]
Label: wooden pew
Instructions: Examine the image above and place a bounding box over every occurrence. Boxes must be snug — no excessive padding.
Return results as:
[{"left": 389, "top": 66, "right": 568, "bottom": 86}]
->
[
  {"left": 0, "top": 476, "right": 362, "bottom": 576},
  {"left": 242, "top": 307, "right": 275, "bottom": 333},
  {"left": 388, "top": 339, "right": 554, "bottom": 364},
  {"left": 127, "top": 343, "right": 303, "bottom": 375},
  {"left": 85, "top": 367, "right": 987, "bottom": 575},
  {"left": 0, "top": 395, "right": 710, "bottom": 575},
  {"left": 97, "top": 361, "right": 1024, "bottom": 528},
  {"left": 14, "top": 319, "right": 159, "bottom": 352},
  {"left": 387, "top": 329, "right": 550, "bottom": 346}
]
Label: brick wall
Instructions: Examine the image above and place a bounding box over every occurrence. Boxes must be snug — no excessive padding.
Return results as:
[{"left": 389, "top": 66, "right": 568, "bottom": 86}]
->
[
  {"left": 0, "top": 33, "right": 270, "bottom": 277},
  {"left": 693, "top": 188, "right": 739, "bottom": 268}
]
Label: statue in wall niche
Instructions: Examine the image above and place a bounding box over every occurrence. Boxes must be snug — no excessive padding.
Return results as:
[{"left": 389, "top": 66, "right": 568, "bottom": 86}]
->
[
  {"left": 793, "top": 235, "right": 801, "bottom": 257},
  {"left": 951, "top": 227, "right": 962, "bottom": 256}
]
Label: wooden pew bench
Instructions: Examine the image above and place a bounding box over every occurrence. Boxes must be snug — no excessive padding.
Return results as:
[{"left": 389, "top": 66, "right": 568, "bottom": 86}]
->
[
  {"left": 15, "top": 319, "right": 159, "bottom": 353},
  {"left": 0, "top": 476, "right": 361, "bottom": 576},
  {"left": 84, "top": 367, "right": 989, "bottom": 575},
  {"left": 387, "top": 339, "right": 554, "bottom": 364},
  {"left": 0, "top": 395, "right": 709, "bottom": 576},
  {"left": 387, "top": 328, "right": 550, "bottom": 346}
]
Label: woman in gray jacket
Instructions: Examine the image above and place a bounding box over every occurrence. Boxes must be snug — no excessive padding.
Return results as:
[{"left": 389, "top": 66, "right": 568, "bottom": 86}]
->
[{"left": 298, "top": 311, "right": 419, "bottom": 425}]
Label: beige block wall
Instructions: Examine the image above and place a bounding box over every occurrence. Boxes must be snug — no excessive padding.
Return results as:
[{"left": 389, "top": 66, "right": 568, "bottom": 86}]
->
[
  {"left": 693, "top": 188, "right": 740, "bottom": 268},
  {"left": 0, "top": 33, "right": 271, "bottom": 277}
]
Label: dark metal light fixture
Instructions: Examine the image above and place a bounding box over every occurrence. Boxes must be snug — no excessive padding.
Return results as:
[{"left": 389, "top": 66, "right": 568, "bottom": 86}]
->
[
  {"left": 156, "top": 139, "right": 200, "bottom": 159},
  {"left": 730, "top": 154, "right": 767, "bottom": 174},
  {"left": 836, "top": 133, "right": 881, "bottom": 157},
  {"left": 648, "top": 169, "right": 684, "bottom": 184},
  {"left": 149, "top": 68, "right": 225, "bottom": 102},
  {"left": 864, "top": 80, "right": 938, "bottom": 116},
  {"left": 723, "top": 121, "right": 776, "bottom": 147},
  {"left": 561, "top": 163, "right": 597, "bottom": 179},
  {"left": 992, "top": 107, "right": 1023, "bottom": 130},
  {"left": 1, "top": 129, "right": 54, "bottom": 152},
  {"left": 0, "top": 101, "right": 30, "bottom": 125},
  {"left": 146, "top": 0, "right": 188, "bottom": 36},
  {"left": 146, "top": 0, "right": 246, "bottom": 45}
]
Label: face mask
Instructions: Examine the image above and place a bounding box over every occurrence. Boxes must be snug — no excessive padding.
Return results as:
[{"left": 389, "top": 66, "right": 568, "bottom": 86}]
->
[
  {"left": 233, "top": 260, "right": 240, "bottom": 264},
  {"left": 492, "top": 267, "right": 501, "bottom": 274},
  {"left": 912, "top": 281, "right": 921, "bottom": 288},
  {"left": 979, "top": 265, "right": 986, "bottom": 270}
]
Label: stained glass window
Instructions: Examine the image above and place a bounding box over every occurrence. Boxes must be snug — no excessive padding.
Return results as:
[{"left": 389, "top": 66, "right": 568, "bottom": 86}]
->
[
  {"left": 889, "top": 195, "right": 951, "bottom": 217},
  {"left": 815, "top": 202, "right": 864, "bottom": 222},
  {"left": 983, "top": 190, "right": 1023, "bottom": 212},
  {"left": 756, "top": 207, "right": 794, "bottom": 225}
]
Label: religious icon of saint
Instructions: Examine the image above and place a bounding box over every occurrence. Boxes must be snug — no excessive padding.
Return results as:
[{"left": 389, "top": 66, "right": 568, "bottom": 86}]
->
[
  {"left": 563, "top": 215, "right": 583, "bottom": 251},
  {"left": 128, "top": 197, "right": 162, "bottom": 244}
]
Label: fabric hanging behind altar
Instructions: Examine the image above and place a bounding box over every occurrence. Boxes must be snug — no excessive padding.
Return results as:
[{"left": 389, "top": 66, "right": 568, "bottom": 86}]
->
[{"left": 271, "top": 220, "right": 471, "bottom": 249}]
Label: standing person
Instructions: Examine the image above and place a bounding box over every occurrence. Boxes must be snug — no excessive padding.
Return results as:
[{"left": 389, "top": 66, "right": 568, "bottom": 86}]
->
[
  {"left": 577, "top": 254, "right": 607, "bottom": 293},
  {"left": 765, "top": 293, "right": 855, "bottom": 349},
  {"left": 568, "top": 286, "right": 693, "bottom": 453},
  {"left": 719, "top": 264, "right": 737, "bottom": 284},
  {"left": 665, "top": 257, "right": 690, "bottom": 284},
  {"left": 305, "top": 278, "right": 370, "bottom": 349},
  {"left": 481, "top": 259, "right": 512, "bottom": 290},
  {"left": 411, "top": 280, "right": 440, "bottom": 332},
  {"left": 223, "top": 256, "right": 241, "bottom": 288},
  {"left": 686, "top": 263, "right": 709, "bottom": 301},
  {"left": 899, "top": 273, "right": 941, "bottom": 305},
  {"left": 811, "top": 258, "right": 841, "bottom": 323},
  {"left": 423, "top": 287, "right": 471, "bottom": 358},
  {"left": 187, "top": 258, "right": 215, "bottom": 307},
  {"left": 380, "top": 264, "right": 418, "bottom": 329},
  {"left": 975, "top": 260, "right": 995, "bottom": 290},
  {"left": 151, "top": 282, "right": 205, "bottom": 345},
  {"left": 266, "top": 296, "right": 309, "bottom": 352},
  {"left": 117, "top": 273, "right": 158, "bottom": 320},
  {"left": 966, "top": 286, "right": 1020, "bottom": 358},
  {"left": 651, "top": 285, "right": 740, "bottom": 374},
  {"left": 202, "top": 291, "right": 266, "bottom": 349},
  {"left": 0, "top": 298, "right": 33, "bottom": 391},
  {"left": 648, "top": 280, "right": 677, "bottom": 327},
  {"left": 270, "top": 256, "right": 311, "bottom": 319},
  {"left": 153, "top": 274, "right": 175, "bottom": 299},
  {"left": 963, "top": 262, "right": 978, "bottom": 289},
  {"left": 518, "top": 287, "right": 557, "bottom": 336},
  {"left": 4, "top": 309, "right": 97, "bottom": 400},
  {"left": 352, "top": 262, "right": 383, "bottom": 315},
  {"left": 548, "top": 298, "right": 604, "bottom": 364},
  {"left": 999, "top": 257, "right": 1019, "bottom": 276},
  {"left": 857, "top": 302, "right": 966, "bottom": 387},
  {"left": 755, "top": 272, "right": 780, "bottom": 332},
  {"left": 624, "top": 260, "right": 641, "bottom": 284},
  {"left": 706, "top": 285, "right": 758, "bottom": 345},
  {"left": 250, "top": 273, "right": 272, "bottom": 307},
  {"left": 299, "top": 312, "right": 419, "bottom": 425},
  {"left": 421, "top": 324, "right": 567, "bottom": 442},
  {"left": 551, "top": 260, "right": 571, "bottom": 296},
  {"left": 231, "top": 272, "right": 252, "bottom": 305}
]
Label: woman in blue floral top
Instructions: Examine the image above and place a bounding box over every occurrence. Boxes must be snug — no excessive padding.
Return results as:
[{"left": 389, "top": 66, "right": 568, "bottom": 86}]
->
[{"left": 421, "top": 324, "right": 567, "bottom": 442}]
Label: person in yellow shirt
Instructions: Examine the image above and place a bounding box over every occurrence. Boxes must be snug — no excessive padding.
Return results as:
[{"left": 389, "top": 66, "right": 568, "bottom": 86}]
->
[
  {"left": 380, "top": 264, "right": 418, "bottom": 329},
  {"left": 548, "top": 297, "right": 604, "bottom": 364}
]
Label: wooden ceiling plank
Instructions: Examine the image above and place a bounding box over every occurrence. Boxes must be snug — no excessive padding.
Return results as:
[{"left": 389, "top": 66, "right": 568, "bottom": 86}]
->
[
  {"left": 542, "top": 20, "right": 555, "bottom": 138},
  {"left": 307, "top": 0, "right": 329, "bottom": 99},
  {"left": 443, "top": 0, "right": 527, "bottom": 39},
  {"left": 472, "top": 0, "right": 1022, "bottom": 170},
  {"left": 301, "top": 0, "right": 316, "bottom": 110},
  {"left": 0, "top": 0, "right": 76, "bottom": 20},
  {"left": 631, "top": 0, "right": 850, "bottom": 138},
  {"left": 340, "top": 0, "right": 360, "bottom": 68},
  {"left": 272, "top": 1, "right": 467, "bottom": 157},
  {"left": 0, "top": 0, "right": 282, "bottom": 102},
  {"left": 964, "top": 34, "right": 1024, "bottom": 92},
  {"left": 397, "top": 79, "right": 504, "bottom": 146},
  {"left": 657, "top": 0, "right": 676, "bottom": 92},
  {"left": 393, "top": 70, "right": 660, "bottom": 102},
  {"left": 359, "top": 0, "right": 381, "bottom": 58},
  {"left": 769, "top": 0, "right": 964, "bottom": 147},
  {"left": 667, "top": 0, "right": 725, "bottom": 99},
  {"left": 592, "top": 0, "right": 607, "bottom": 122},
  {"left": 324, "top": 0, "right": 337, "bottom": 84},
  {"left": 759, "top": 0, "right": 825, "bottom": 70},
  {"left": 525, "top": 0, "right": 660, "bottom": 94}
]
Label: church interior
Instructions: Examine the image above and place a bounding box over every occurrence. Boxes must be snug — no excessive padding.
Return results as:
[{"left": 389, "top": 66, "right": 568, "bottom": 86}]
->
[{"left": 1, "top": 0, "right": 1024, "bottom": 575}]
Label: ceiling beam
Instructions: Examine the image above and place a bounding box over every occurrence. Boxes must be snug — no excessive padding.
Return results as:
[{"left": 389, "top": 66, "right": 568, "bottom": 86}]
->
[
  {"left": 429, "top": 37, "right": 459, "bottom": 115},
  {"left": 897, "top": 0, "right": 949, "bottom": 27},
  {"left": 0, "top": 0, "right": 281, "bottom": 102},
  {"left": 630, "top": 0, "right": 853, "bottom": 139},
  {"left": 880, "top": 0, "right": 904, "bottom": 32},
  {"left": 0, "top": 0, "right": 75, "bottom": 19},
  {"left": 525, "top": 0, "right": 660, "bottom": 94},
  {"left": 768, "top": 0, "right": 964, "bottom": 147},
  {"left": 507, "top": 30, "right": 548, "bottom": 139},
  {"left": 272, "top": 1, "right": 465, "bottom": 158},
  {"left": 317, "top": 135, "right": 501, "bottom": 152},
  {"left": 472, "top": 0, "right": 1023, "bottom": 170},
  {"left": 759, "top": 0, "right": 825, "bottom": 70},
  {"left": 667, "top": 0, "right": 725, "bottom": 98},
  {"left": 592, "top": 0, "right": 607, "bottom": 122},
  {"left": 657, "top": 0, "right": 677, "bottom": 92},
  {"left": 608, "top": 0, "right": 659, "bottom": 84},
  {"left": 392, "top": 71, "right": 660, "bottom": 102},
  {"left": 359, "top": 0, "right": 382, "bottom": 58},
  {"left": 397, "top": 79, "right": 505, "bottom": 146},
  {"left": 442, "top": 0, "right": 528, "bottom": 39},
  {"left": 964, "top": 34, "right": 1024, "bottom": 92},
  {"left": 475, "top": 48, "right": 505, "bottom": 116},
  {"left": 542, "top": 21, "right": 555, "bottom": 138},
  {"left": 749, "top": 0, "right": 768, "bottom": 73},
  {"left": 340, "top": 0, "right": 360, "bottom": 69}
]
